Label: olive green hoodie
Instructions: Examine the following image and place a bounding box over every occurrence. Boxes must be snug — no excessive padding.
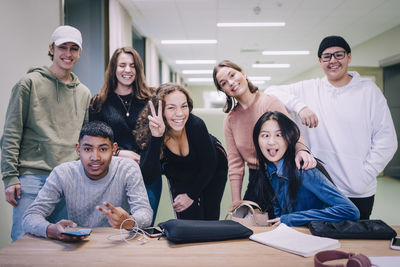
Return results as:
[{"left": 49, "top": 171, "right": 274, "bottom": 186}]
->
[{"left": 1, "top": 66, "right": 91, "bottom": 188}]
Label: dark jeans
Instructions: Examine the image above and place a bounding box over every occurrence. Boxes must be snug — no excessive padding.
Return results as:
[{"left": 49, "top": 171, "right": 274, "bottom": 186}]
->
[
  {"left": 349, "top": 195, "right": 375, "bottom": 220},
  {"left": 243, "top": 168, "right": 260, "bottom": 204},
  {"left": 145, "top": 174, "right": 162, "bottom": 226},
  {"left": 176, "top": 147, "right": 228, "bottom": 220}
]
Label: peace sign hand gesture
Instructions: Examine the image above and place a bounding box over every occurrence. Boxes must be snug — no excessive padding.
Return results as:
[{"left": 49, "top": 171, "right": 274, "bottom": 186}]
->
[
  {"left": 96, "top": 201, "right": 134, "bottom": 230},
  {"left": 148, "top": 100, "right": 165, "bottom": 137}
]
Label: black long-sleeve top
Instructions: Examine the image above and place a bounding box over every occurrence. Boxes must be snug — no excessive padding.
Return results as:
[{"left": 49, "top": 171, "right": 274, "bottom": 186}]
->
[
  {"left": 89, "top": 92, "right": 146, "bottom": 153},
  {"left": 140, "top": 114, "right": 218, "bottom": 200}
]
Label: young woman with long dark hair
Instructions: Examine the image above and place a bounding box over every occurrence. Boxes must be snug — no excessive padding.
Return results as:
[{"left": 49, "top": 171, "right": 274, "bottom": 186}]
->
[
  {"left": 89, "top": 47, "right": 161, "bottom": 223},
  {"left": 252, "top": 111, "right": 359, "bottom": 226}
]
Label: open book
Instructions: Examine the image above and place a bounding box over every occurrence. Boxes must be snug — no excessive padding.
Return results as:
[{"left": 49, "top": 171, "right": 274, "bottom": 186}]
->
[{"left": 250, "top": 223, "right": 340, "bottom": 257}]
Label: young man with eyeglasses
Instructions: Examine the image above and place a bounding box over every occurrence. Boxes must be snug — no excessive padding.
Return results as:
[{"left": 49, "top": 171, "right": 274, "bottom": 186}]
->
[{"left": 266, "top": 35, "right": 397, "bottom": 219}]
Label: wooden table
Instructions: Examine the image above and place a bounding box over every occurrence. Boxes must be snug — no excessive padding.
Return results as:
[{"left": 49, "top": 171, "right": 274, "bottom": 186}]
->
[{"left": 0, "top": 226, "right": 399, "bottom": 266}]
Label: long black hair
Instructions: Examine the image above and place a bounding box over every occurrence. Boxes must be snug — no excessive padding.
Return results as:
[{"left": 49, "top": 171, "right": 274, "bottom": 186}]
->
[{"left": 252, "top": 111, "right": 333, "bottom": 213}]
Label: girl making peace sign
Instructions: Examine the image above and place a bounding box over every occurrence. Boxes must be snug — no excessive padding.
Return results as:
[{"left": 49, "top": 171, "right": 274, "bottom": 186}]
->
[{"left": 136, "top": 83, "right": 228, "bottom": 220}]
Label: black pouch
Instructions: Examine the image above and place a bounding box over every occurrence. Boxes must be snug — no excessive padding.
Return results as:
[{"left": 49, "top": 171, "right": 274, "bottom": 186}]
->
[
  {"left": 308, "top": 220, "right": 397, "bottom": 240},
  {"left": 158, "top": 219, "right": 253, "bottom": 244}
]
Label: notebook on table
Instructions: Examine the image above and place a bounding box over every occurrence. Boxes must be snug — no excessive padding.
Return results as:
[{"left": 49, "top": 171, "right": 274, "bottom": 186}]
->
[{"left": 250, "top": 223, "right": 340, "bottom": 257}]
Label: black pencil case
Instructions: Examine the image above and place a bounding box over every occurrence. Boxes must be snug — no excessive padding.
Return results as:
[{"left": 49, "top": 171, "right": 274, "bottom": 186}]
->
[
  {"left": 158, "top": 219, "right": 253, "bottom": 244},
  {"left": 308, "top": 219, "right": 397, "bottom": 240}
]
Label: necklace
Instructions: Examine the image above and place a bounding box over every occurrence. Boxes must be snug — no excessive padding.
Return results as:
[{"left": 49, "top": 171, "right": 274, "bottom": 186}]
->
[{"left": 116, "top": 93, "right": 133, "bottom": 117}]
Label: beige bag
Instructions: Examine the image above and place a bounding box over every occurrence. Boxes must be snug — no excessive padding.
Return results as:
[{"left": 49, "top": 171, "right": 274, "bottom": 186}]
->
[{"left": 225, "top": 200, "right": 269, "bottom": 227}]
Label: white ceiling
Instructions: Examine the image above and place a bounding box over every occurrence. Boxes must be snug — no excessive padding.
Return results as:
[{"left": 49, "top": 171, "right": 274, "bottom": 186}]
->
[{"left": 119, "top": 0, "right": 400, "bottom": 86}]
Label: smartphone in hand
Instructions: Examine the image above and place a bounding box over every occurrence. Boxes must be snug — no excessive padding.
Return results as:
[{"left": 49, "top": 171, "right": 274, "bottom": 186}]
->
[{"left": 61, "top": 229, "right": 92, "bottom": 237}]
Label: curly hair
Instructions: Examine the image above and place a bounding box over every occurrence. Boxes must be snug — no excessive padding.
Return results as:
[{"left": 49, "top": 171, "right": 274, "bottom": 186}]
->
[
  {"left": 90, "top": 47, "right": 153, "bottom": 112},
  {"left": 213, "top": 60, "right": 258, "bottom": 113},
  {"left": 134, "top": 83, "right": 193, "bottom": 158}
]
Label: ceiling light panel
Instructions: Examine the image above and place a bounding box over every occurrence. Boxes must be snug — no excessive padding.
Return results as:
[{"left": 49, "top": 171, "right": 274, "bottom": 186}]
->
[
  {"left": 262, "top": 51, "right": 310, "bottom": 55},
  {"left": 217, "top": 22, "right": 285, "bottom": 27},
  {"left": 187, "top": 78, "right": 214, "bottom": 82},
  {"left": 252, "top": 64, "right": 290, "bottom": 68},
  {"left": 176, "top": 60, "right": 216, "bottom": 64},
  {"left": 182, "top": 70, "right": 213, "bottom": 74},
  {"left": 252, "top": 81, "right": 266, "bottom": 85},
  {"left": 161, "top": 40, "right": 217, "bottom": 44},
  {"left": 248, "top": 76, "right": 271, "bottom": 81}
]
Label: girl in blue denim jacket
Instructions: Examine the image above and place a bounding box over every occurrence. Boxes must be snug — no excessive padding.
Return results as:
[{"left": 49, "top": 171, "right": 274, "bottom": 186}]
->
[{"left": 252, "top": 111, "right": 359, "bottom": 226}]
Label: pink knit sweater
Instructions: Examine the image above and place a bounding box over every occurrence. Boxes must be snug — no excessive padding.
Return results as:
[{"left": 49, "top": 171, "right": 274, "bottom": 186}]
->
[{"left": 223, "top": 92, "right": 291, "bottom": 200}]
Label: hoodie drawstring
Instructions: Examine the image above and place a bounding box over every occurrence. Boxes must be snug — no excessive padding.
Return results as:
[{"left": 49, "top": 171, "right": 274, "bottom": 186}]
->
[
  {"left": 73, "top": 85, "right": 78, "bottom": 116},
  {"left": 56, "top": 79, "right": 60, "bottom": 103}
]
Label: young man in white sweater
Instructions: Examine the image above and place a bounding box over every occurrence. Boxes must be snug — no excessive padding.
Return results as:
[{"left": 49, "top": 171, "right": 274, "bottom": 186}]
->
[
  {"left": 266, "top": 35, "right": 397, "bottom": 219},
  {"left": 22, "top": 121, "right": 152, "bottom": 241}
]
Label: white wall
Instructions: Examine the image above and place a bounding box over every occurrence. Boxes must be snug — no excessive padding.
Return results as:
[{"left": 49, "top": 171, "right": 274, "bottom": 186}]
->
[
  {"left": 283, "top": 24, "right": 400, "bottom": 84},
  {"left": 0, "top": 0, "right": 61, "bottom": 248},
  {"left": 109, "top": 0, "right": 133, "bottom": 56},
  {"left": 352, "top": 24, "right": 400, "bottom": 67},
  {"left": 145, "top": 38, "right": 160, "bottom": 87},
  {"left": 161, "top": 61, "right": 170, "bottom": 84}
]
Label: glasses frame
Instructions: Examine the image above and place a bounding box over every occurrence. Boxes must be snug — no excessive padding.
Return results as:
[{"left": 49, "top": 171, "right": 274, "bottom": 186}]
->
[{"left": 320, "top": 50, "right": 347, "bottom": 62}]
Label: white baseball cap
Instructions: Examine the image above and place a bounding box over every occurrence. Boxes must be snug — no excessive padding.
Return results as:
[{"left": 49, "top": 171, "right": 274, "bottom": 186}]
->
[{"left": 50, "top": 25, "right": 82, "bottom": 49}]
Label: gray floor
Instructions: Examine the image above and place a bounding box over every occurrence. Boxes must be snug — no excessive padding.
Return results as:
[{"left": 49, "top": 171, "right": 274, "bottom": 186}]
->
[{"left": 371, "top": 176, "right": 400, "bottom": 225}]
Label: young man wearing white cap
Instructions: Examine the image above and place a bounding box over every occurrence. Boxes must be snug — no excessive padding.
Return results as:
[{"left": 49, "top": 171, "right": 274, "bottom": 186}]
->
[
  {"left": 1, "top": 25, "right": 91, "bottom": 241},
  {"left": 266, "top": 35, "right": 397, "bottom": 219}
]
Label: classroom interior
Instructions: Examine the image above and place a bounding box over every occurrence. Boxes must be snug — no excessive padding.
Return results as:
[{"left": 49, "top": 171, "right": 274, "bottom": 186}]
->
[{"left": 0, "top": 0, "right": 399, "bottom": 249}]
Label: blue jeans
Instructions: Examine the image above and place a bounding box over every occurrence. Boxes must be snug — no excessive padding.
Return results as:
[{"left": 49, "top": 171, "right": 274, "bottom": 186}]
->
[
  {"left": 11, "top": 174, "right": 68, "bottom": 242},
  {"left": 145, "top": 175, "right": 162, "bottom": 226}
]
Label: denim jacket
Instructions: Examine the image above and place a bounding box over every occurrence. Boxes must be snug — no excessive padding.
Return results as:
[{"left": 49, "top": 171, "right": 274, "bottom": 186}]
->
[{"left": 266, "top": 159, "right": 359, "bottom": 226}]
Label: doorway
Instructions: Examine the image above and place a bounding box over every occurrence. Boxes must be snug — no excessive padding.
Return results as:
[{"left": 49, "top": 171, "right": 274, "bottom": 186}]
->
[{"left": 383, "top": 63, "right": 400, "bottom": 177}]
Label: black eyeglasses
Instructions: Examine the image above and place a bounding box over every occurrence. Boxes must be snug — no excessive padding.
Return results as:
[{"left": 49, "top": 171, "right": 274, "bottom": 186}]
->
[{"left": 320, "top": 51, "right": 347, "bottom": 62}]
